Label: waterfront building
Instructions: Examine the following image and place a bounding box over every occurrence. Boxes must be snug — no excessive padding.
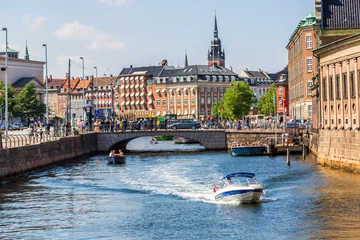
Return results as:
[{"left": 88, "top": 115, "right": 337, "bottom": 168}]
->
[
  {"left": 0, "top": 44, "right": 45, "bottom": 99},
  {"left": 91, "top": 75, "right": 116, "bottom": 119},
  {"left": 239, "top": 68, "right": 274, "bottom": 100},
  {"left": 286, "top": 13, "right": 317, "bottom": 121},
  {"left": 314, "top": 33, "right": 360, "bottom": 130},
  {"left": 274, "top": 70, "right": 289, "bottom": 123},
  {"left": 47, "top": 76, "right": 66, "bottom": 118}
]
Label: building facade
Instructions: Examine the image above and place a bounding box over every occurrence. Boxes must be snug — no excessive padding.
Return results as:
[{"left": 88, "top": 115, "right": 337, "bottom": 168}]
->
[
  {"left": 314, "top": 33, "right": 360, "bottom": 130},
  {"left": 239, "top": 68, "right": 275, "bottom": 100},
  {"left": 286, "top": 13, "right": 317, "bottom": 121}
]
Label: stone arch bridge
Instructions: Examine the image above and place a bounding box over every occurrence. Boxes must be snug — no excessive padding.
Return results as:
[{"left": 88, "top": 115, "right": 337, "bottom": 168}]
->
[{"left": 97, "top": 130, "right": 277, "bottom": 152}]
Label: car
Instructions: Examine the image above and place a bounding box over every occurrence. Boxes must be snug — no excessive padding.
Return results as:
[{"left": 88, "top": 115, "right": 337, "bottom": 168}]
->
[
  {"left": 0, "top": 124, "right": 13, "bottom": 131},
  {"left": 168, "top": 120, "right": 201, "bottom": 130},
  {"left": 11, "top": 123, "right": 24, "bottom": 131}
]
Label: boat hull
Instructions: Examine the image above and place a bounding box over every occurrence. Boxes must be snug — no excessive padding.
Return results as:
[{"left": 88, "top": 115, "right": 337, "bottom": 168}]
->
[
  {"left": 107, "top": 156, "right": 125, "bottom": 164},
  {"left": 214, "top": 187, "right": 263, "bottom": 203},
  {"left": 231, "top": 146, "right": 265, "bottom": 156}
]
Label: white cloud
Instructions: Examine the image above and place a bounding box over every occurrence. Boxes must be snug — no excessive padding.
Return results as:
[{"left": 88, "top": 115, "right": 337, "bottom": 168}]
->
[
  {"left": 55, "top": 21, "right": 126, "bottom": 51},
  {"left": 96, "top": 0, "right": 132, "bottom": 6},
  {"left": 22, "top": 14, "right": 46, "bottom": 33}
]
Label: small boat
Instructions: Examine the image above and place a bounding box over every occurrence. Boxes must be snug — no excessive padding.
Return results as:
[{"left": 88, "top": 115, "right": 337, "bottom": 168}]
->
[
  {"left": 231, "top": 146, "right": 266, "bottom": 156},
  {"left": 107, "top": 155, "right": 125, "bottom": 164},
  {"left": 174, "top": 137, "right": 197, "bottom": 144},
  {"left": 213, "top": 172, "right": 264, "bottom": 203},
  {"left": 150, "top": 138, "right": 158, "bottom": 144}
]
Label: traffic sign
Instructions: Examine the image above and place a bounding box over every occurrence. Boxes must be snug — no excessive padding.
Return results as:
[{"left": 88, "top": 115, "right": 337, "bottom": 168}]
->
[{"left": 94, "top": 109, "right": 100, "bottom": 117}]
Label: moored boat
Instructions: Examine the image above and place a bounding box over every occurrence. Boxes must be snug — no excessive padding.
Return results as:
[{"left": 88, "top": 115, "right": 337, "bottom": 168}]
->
[
  {"left": 213, "top": 172, "right": 264, "bottom": 203},
  {"left": 155, "top": 135, "right": 173, "bottom": 141},
  {"left": 231, "top": 146, "right": 266, "bottom": 156},
  {"left": 174, "top": 137, "right": 197, "bottom": 144}
]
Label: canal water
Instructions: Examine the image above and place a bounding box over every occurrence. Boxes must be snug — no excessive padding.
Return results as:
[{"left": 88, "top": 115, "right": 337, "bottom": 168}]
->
[{"left": 1, "top": 137, "right": 360, "bottom": 239}]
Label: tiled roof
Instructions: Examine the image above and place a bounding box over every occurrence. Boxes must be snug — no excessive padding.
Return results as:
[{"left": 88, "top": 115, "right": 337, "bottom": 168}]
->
[
  {"left": 159, "top": 65, "right": 238, "bottom": 77},
  {"left": 241, "top": 69, "right": 270, "bottom": 79},
  {"left": 12, "top": 77, "right": 43, "bottom": 87},
  {"left": 119, "top": 66, "right": 164, "bottom": 77},
  {"left": 47, "top": 78, "right": 66, "bottom": 87},
  {"left": 322, "top": 0, "right": 360, "bottom": 29},
  {"left": 93, "top": 76, "right": 116, "bottom": 86}
]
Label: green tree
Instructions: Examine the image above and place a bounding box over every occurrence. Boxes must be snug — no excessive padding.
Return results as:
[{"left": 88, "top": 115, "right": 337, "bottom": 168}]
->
[
  {"left": 14, "top": 82, "right": 46, "bottom": 119},
  {"left": 211, "top": 100, "right": 229, "bottom": 119},
  {"left": 224, "top": 82, "right": 253, "bottom": 119},
  {"left": 257, "top": 84, "right": 276, "bottom": 116},
  {"left": 0, "top": 81, "right": 17, "bottom": 118}
]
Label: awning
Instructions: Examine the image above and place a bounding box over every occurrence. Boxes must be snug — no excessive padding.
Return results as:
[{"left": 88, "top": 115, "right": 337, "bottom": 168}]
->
[
  {"left": 131, "top": 101, "right": 135, "bottom": 105},
  {"left": 135, "top": 76, "right": 139, "bottom": 80},
  {"left": 147, "top": 92, "right": 153, "bottom": 96},
  {"left": 183, "top": 88, "right": 187, "bottom": 92},
  {"left": 121, "top": 93, "right": 125, "bottom": 97},
  {"left": 121, "top": 102, "right": 125, "bottom": 105},
  {"left": 135, "top": 93, "right": 140, "bottom": 97},
  {"left": 120, "top": 77, "right": 125, "bottom": 80},
  {"left": 140, "top": 76, "right": 144, "bottom": 80},
  {"left": 126, "top": 101, "right": 130, "bottom": 105},
  {"left": 125, "top": 77, "right": 129, "bottom": 80},
  {"left": 135, "top": 101, "right": 140, "bottom": 105},
  {"left": 140, "top": 93, "right": 145, "bottom": 97},
  {"left": 120, "top": 85, "right": 124, "bottom": 89},
  {"left": 125, "top": 85, "right": 129, "bottom": 89},
  {"left": 130, "top": 85, "right": 134, "bottom": 89},
  {"left": 140, "top": 101, "right": 145, "bottom": 105},
  {"left": 156, "top": 89, "right": 160, "bottom": 93},
  {"left": 135, "top": 84, "right": 139, "bottom": 88},
  {"left": 130, "top": 93, "right": 135, "bottom": 97},
  {"left": 162, "top": 89, "right": 166, "bottom": 93},
  {"left": 130, "top": 77, "right": 134, "bottom": 80},
  {"left": 148, "top": 100, "right": 153, "bottom": 104},
  {"left": 140, "top": 84, "right": 145, "bottom": 88},
  {"left": 125, "top": 93, "right": 130, "bottom": 97}
]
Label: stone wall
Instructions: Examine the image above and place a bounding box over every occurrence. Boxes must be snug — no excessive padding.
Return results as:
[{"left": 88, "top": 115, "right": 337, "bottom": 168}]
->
[
  {"left": 317, "top": 130, "right": 360, "bottom": 171},
  {"left": 0, "top": 133, "right": 97, "bottom": 179},
  {"left": 225, "top": 131, "right": 278, "bottom": 148}
]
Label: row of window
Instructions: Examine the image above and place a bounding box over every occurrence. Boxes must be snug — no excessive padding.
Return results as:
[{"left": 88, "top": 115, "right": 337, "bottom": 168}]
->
[
  {"left": 288, "top": 33, "right": 313, "bottom": 61},
  {"left": 322, "top": 71, "right": 359, "bottom": 100},
  {"left": 156, "top": 98, "right": 197, "bottom": 107}
]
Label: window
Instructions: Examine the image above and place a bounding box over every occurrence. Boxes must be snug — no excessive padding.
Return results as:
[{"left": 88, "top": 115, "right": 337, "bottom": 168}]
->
[
  {"left": 184, "top": 98, "right": 188, "bottom": 105},
  {"left": 170, "top": 98, "right": 174, "bottom": 106},
  {"left": 329, "top": 76, "right": 333, "bottom": 100},
  {"left": 308, "top": 105, "right": 312, "bottom": 118},
  {"left": 306, "top": 34, "right": 312, "bottom": 49},
  {"left": 323, "top": 77, "right": 327, "bottom": 100},
  {"left": 350, "top": 72, "right": 355, "bottom": 98},
  {"left": 343, "top": 73, "right": 347, "bottom": 98},
  {"left": 279, "top": 86, "right": 283, "bottom": 94},
  {"left": 201, "top": 97, "right": 204, "bottom": 104},
  {"left": 307, "top": 81, "right": 312, "bottom": 96},
  {"left": 207, "top": 96, "right": 211, "bottom": 104},
  {"left": 156, "top": 100, "right": 160, "bottom": 107},
  {"left": 336, "top": 75, "right": 340, "bottom": 99},
  {"left": 191, "top": 98, "right": 195, "bottom": 105},
  {"left": 162, "top": 99, "right": 166, "bottom": 106},
  {"left": 214, "top": 97, "right": 217, "bottom": 102},
  {"left": 279, "top": 97, "right": 283, "bottom": 109},
  {"left": 306, "top": 57, "right": 313, "bottom": 72},
  {"left": 177, "top": 98, "right": 180, "bottom": 105}
]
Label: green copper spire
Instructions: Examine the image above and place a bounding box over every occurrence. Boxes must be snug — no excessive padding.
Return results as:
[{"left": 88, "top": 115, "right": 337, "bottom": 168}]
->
[{"left": 25, "top": 40, "right": 29, "bottom": 60}]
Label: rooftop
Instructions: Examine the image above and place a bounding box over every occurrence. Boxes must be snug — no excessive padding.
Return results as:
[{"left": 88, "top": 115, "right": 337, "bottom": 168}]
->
[{"left": 322, "top": 0, "right": 360, "bottom": 29}]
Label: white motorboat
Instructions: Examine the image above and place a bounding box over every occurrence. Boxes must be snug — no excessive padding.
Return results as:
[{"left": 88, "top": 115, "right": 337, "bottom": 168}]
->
[{"left": 213, "top": 172, "right": 263, "bottom": 203}]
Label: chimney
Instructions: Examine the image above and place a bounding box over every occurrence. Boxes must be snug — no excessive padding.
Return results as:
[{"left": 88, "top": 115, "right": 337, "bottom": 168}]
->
[
  {"left": 259, "top": 68, "right": 262, "bottom": 72},
  {"left": 245, "top": 68, "right": 248, "bottom": 71},
  {"left": 110, "top": 74, "right": 113, "bottom": 77},
  {"left": 130, "top": 65, "right": 133, "bottom": 68},
  {"left": 86, "top": 76, "right": 89, "bottom": 80},
  {"left": 49, "top": 75, "right": 52, "bottom": 80},
  {"left": 161, "top": 59, "right": 168, "bottom": 66},
  {"left": 66, "top": 73, "right": 69, "bottom": 79},
  {"left": 71, "top": 77, "right": 74, "bottom": 80}
]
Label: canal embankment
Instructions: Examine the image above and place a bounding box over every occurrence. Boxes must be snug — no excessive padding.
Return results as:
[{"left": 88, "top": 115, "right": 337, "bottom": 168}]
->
[{"left": 0, "top": 133, "right": 97, "bottom": 180}]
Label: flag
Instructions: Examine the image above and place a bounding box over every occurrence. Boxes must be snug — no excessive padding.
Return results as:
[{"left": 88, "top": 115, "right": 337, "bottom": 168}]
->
[
  {"left": 282, "top": 98, "right": 288, "bottom": 108},
  {"left": 221, "top": 108, "right": 225, "bottom": 113}
]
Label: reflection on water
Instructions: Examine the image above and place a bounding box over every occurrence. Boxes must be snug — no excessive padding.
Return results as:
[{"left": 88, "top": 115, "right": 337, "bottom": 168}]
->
[
  {"left": 126, "top": 136, "right": 205, "bottom": 152},
  {"left": 1, "top": 150, "right": 360, "bottom": 239}
]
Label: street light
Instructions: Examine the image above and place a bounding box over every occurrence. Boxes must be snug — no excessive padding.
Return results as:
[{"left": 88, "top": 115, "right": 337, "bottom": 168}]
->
[
  {"left": 42, "top": 44, "right": 49, "bottom": 124},
  {"left": 2, "top": 27, "right": 8, "bottom": 139},
  {"left": 80, "top": 57, "right": 85, "bottom": 107},
  {"left": 94, "top": 66, "right": 98, "bottom": 110}
]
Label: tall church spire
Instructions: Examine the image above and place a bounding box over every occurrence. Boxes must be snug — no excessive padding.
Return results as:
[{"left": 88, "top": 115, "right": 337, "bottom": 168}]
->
[
  {"left": 185, "top": 51, "right": 188, "bottom": 67},
  {"left": 24, "top": 39, "right": 29, "bottom": 60},
  {"left": 208, "top": 11, "right": 225, "bottom": 67}
]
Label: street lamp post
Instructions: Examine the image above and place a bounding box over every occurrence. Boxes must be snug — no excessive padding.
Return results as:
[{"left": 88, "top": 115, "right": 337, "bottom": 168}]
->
[
  {"left": 80, "top": 57, "right": 85, "bottom": 107},
  {"left": 42, "top": 44, "right": 49, "bottom": 124},
  {"left": 94, "top": 67, "right": 98, "bottom": 110},
  {"left": 2, "top": 27, "right": 8, "bottom": 139}
]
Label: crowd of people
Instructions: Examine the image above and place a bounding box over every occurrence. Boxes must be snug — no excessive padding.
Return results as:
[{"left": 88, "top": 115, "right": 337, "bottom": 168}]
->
[{"left": 231, "top": 141, "right": 263, "bottom": 148}]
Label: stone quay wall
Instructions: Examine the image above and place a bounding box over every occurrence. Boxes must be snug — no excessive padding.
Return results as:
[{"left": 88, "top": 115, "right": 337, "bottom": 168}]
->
[
  {"left": 0, "top": 133, "right": 97, "bottom": 179},
  {"left": 317, "top": 130, "right": 360, "bottom": 172},
  {"left": 225, "top": 131, "right": 278, "bottom": 149}
]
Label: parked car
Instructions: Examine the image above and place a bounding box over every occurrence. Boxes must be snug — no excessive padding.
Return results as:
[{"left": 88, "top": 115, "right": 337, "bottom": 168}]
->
[
  {"left": 168, "top": 120, "right": 201, "bottom": 130},
  {"left": 11, "top": 123, "right": 24, "bottom": 131},
  {"left": 0, "top": 124, "right": 13, "bottom": 131}
]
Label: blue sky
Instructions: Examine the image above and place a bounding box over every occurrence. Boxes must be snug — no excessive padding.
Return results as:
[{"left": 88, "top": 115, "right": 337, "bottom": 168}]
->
[{"left": 1, "top": 0, "right": 314, "bottom": 78}]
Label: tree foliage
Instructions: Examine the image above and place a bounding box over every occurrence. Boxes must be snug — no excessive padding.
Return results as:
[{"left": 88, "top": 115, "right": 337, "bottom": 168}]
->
[
  {"left": 223, "top": 82, "right": 253, "bottom": 119},
  {"left": 257, "top": 84, "right": 276, "bottom": 116},
  {"left": 211, "top": 100, "right": 230, "bottom": 119},
  {"left": 14, "top": 82, "right": 46, "bottom": 118},
  {"left": 0, "top": 81, "right": 17, "bottom": 118}
]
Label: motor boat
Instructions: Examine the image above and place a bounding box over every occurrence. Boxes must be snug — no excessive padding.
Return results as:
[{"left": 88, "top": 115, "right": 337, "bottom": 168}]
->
[
  {"left": 150, "top": 138, "right": 158, "bottom": 144},
  {"left": 107, "top": 155, "right": 125, "bottom": 164},
  {"left": 213, "top": 172, "right": 263, "bottom": 203}
]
